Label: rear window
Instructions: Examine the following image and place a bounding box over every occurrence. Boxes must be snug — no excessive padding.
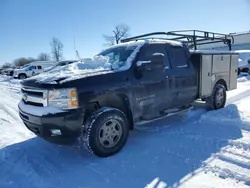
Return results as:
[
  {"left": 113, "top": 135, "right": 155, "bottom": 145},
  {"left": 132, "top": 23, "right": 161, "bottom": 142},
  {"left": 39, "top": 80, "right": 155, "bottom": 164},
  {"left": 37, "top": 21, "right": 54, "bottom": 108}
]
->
[{"left": 168, "top": 46, "right": 188, "bottom": 68}]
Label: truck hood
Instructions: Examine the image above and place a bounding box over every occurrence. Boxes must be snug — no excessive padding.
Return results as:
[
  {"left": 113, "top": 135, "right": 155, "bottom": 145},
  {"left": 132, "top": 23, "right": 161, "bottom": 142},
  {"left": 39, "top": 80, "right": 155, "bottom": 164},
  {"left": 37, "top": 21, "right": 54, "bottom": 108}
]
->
[
  {"left": 14, "top": 68, "right": 25, "bottom": 73},
  {"left": 30, "top": 68, "right": 113, "bottom": 84},
  {"left": 24, "top": 56, "right": 114, "bottom": 84}
]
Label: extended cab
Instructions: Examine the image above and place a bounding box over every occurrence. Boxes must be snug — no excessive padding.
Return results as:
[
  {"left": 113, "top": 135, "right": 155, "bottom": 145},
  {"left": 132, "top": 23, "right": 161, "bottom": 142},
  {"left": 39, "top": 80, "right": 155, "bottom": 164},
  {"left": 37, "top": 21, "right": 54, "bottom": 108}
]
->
[{"left": 18, "top": 30, "right": 238, "bottom": 157}]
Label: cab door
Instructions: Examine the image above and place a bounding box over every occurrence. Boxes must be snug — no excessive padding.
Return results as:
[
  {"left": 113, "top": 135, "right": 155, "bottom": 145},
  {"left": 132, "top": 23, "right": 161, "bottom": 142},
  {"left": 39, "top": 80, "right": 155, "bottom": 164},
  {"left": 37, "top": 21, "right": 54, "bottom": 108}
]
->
[
  {"left": 132, "top": 43, "right": 172, "bottom": 119},
  {"left": 166, "top": 44, "right": 197, "bottom": 107}
]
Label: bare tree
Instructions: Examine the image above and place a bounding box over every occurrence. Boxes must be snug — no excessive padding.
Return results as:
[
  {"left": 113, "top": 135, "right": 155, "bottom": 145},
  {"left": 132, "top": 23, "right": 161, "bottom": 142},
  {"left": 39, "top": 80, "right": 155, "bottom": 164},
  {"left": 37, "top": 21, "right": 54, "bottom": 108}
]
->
[
  {"left": 38, "top": 53, "right": 50, "bottom": 61},
  {"left": 103, "top": 24, "right": 130, "bottom": 46},
  {"left": 50, "top": 37, "right": 63, "bottom": 61},
  {"left": 13, "top": 57, "right": 35, "bottom": 67}
]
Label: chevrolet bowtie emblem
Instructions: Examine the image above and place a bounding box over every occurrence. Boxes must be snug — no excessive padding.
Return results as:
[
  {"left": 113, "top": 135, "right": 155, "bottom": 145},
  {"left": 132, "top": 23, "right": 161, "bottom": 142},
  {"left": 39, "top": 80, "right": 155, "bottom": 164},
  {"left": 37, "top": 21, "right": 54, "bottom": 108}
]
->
[{"left": 23, "top": 93, "right": 28, "bottom": 102}]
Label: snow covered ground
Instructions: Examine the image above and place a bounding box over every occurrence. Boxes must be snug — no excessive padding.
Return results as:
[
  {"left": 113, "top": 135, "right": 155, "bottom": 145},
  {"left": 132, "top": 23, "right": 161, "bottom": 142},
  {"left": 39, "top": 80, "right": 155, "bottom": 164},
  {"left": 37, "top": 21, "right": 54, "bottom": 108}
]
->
[{"left": 0, "top": 75, "right": 250, "bottom": 188}]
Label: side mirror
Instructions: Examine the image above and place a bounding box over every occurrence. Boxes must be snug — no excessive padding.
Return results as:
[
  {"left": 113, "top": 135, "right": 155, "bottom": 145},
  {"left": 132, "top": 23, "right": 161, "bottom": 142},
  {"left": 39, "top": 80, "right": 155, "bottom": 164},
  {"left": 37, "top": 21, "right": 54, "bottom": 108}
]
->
[
  {"left": 136, "top": 53, "right": 165, "bottom": 72},
  {"left": 151, "top": 53, "right": 165, "bottom": 65}
]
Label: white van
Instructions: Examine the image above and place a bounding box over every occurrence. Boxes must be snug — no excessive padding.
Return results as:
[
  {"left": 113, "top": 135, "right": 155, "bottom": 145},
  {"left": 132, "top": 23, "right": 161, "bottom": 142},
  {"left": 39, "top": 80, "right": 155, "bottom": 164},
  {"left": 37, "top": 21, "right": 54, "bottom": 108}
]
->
[{"left": 13, "top": 61, "right": 56, "bottom": 79}]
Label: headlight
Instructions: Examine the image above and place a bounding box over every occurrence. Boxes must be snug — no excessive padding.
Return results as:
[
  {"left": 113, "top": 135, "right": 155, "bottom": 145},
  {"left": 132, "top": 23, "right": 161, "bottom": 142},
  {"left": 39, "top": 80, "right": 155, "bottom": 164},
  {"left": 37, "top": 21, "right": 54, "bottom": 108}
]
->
[{"left": 48, "top": 88, "right": 78, "bottom": 109}]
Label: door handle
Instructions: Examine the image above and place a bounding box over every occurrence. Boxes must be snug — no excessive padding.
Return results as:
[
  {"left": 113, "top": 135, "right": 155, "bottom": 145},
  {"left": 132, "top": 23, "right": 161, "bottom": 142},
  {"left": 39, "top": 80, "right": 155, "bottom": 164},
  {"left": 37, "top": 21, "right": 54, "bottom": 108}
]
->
[{"left": 174, "top": 92, "right": 180, "bottom": 96}]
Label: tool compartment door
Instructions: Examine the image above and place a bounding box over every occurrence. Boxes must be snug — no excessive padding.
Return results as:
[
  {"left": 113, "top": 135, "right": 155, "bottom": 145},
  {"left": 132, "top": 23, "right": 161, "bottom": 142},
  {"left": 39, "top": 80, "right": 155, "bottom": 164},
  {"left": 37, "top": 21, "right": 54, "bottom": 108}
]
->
[
  {"left": 200, "top": 55, "right": 212, "bottom": 97},
  {"left": 212, "top": 54, "right": 230, "bottom": 73},
  {"left": 229, "top": 54, "right": 238, "bottom": 90}
]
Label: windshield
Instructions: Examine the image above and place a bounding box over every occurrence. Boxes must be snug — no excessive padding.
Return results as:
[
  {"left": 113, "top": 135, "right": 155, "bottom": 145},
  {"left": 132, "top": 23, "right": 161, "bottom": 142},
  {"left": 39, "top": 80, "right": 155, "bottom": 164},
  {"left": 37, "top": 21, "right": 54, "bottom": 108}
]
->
[{"left": 97, "top": 45, "right": 137, "bottom": 67}]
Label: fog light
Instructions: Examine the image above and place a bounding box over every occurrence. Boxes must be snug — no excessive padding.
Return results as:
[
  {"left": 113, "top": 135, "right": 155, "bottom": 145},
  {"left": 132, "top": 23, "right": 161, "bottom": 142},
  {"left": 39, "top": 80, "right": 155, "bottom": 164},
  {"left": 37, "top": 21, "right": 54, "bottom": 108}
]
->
[{"left": 51, "top": 129, "right": 61, "bottom": 136}]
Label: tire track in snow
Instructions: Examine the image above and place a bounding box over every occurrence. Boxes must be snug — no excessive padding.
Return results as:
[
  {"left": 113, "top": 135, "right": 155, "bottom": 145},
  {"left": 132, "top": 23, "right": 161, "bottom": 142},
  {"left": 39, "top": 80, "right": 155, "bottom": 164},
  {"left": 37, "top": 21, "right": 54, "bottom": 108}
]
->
[
  {"left": 226, "top": 89, "right": 250, "bottom": 105},
  {"left": 0, "top": 104, "right": 20, "bottom": 122},
  {"left": 202, "top": 130, "right": 250, "bottom": 186},
  {"left": 204, "top": 158, "right": 250, "bottom": 186},
  {"left": 25, "top": 152, "right": 59, "bottom": 177},
  {"left": 222, "top": 147, "right": 250, "bottom": 160}
]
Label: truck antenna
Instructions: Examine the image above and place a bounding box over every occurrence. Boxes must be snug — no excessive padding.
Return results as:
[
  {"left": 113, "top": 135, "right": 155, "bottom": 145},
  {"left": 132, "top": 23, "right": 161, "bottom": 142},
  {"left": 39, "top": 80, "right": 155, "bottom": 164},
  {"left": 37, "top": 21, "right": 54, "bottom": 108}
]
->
[{"left": 76, "top": 50, "right": 81, "bottom": 61}]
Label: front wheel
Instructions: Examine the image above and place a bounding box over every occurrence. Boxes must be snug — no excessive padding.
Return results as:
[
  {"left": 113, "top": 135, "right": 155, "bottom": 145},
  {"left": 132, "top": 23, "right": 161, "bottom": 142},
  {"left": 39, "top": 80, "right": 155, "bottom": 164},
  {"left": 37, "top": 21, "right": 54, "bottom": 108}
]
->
[
  {"left": 18, "top": 74, "right": 27, "bottom": 79},
  {"left": 206, "top": 84, "right": 227, "bottom": 110},
  {"left": 80, "top": 107, "right": 129, "bottom": 157}
]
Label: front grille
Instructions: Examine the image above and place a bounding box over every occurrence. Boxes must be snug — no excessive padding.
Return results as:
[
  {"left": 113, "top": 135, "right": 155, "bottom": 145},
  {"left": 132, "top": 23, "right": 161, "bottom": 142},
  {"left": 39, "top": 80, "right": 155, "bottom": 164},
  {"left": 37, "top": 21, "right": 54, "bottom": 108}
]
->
[
  {"left": 21, "top": 88, "right": 43, "bottom": 97},
  {"left": 24, "top": 101, "right": 44, "bottom": 107},
  {"left": 21, "top": 87, "right": 48, "bottom": 107}
]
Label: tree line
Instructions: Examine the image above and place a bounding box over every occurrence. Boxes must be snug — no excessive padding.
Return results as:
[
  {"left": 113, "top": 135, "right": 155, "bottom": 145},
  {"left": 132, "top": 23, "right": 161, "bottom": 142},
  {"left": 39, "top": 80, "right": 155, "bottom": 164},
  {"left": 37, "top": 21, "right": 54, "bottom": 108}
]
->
[
  {"left": 1, "top": 37, "right": 64, "bottom": 69},
  {"left": 1, "top": 23, "right": 130, "bottom": 69}
]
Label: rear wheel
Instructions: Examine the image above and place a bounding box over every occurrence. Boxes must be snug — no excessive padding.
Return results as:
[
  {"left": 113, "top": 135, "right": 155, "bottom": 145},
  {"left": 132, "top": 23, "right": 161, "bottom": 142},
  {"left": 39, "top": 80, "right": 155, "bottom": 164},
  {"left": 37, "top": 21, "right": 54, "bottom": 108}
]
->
[
  {"left": 206, "top": 84, "right": 227, "bottom": 110},
  {"left": 80, "top": 107, "right": 129, "bottom": 157}
]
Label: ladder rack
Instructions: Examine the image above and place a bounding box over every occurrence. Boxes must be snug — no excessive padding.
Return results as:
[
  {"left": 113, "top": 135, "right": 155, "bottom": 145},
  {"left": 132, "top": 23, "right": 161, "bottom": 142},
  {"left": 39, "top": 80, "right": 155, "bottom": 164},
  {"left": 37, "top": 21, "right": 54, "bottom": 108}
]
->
[{"left": 120, "top": 30, "right": 234, "bottom": 50}]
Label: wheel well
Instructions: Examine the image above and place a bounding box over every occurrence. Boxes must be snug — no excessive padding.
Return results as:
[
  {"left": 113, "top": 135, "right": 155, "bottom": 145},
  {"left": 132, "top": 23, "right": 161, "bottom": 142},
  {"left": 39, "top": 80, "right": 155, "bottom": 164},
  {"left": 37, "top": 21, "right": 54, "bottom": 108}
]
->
[
  {"left": 215, "top": 79, "right": 228, "bottom": 91},
  {"left": 18, "top": 73, "right": 27, "bottom": 77},
  {"left": 85, "top": 94, "right": 134, "bottom": 130}
]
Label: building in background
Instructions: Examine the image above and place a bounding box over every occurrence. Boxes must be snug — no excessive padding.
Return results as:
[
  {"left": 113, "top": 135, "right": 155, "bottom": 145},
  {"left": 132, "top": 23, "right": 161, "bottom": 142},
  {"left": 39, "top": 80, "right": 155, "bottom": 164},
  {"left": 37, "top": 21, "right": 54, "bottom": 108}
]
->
[{"left": 198, "top": 31, "right": 250, "bottom": 51}]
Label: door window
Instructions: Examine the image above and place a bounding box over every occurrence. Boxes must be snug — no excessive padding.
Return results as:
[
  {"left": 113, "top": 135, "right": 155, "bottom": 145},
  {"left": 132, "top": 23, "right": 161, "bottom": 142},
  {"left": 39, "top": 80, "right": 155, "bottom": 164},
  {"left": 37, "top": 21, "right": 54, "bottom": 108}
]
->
[
  {"left": 138, "top": 44, "right": 171, "bottom": 69},
  {"left": 29, "top": 66, "right": 36, "bottom": 70},
  {"left": 168, "top": 46, "right": 189, "bottom": 68},
  {"left": 59, "top": 62, "right": 67, "bottom": 66}
]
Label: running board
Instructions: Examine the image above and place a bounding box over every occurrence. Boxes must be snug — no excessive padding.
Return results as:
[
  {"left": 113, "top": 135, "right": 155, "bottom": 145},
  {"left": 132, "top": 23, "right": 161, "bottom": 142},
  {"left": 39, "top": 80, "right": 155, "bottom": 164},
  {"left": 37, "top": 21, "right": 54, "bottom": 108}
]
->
[{"left": 135, "top": 105, "right": 193, "bottom": 126}]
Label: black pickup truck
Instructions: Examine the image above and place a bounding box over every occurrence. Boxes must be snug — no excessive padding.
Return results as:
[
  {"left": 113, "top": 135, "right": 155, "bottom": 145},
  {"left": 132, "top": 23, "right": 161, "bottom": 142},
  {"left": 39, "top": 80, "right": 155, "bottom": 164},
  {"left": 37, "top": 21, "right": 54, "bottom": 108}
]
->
[{"left": 18, "top": 30, "right": 238, "bottom": 157}]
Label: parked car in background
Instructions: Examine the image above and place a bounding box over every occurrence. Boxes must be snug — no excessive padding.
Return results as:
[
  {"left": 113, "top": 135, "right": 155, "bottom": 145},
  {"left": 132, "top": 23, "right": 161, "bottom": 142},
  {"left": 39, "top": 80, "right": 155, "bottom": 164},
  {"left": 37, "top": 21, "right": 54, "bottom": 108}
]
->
[
  {"left": 44, "top": 60, "right": 77, "bottom": 72},
  {"left": 13, "top": 61, "right": 55, "bottom": 79},
  {"left": 235, "top": 50, "right": 250, "bottom": 74},
  {"left": 5, "top": 68, "right": 14, "bottom": 76}
]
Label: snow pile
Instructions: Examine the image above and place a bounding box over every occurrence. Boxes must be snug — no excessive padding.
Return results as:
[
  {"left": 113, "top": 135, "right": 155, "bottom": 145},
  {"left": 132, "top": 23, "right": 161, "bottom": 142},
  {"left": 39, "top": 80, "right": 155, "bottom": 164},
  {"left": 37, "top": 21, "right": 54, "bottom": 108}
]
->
[
  {"left": 238, "top": 75, "right": 250, "bottom": 83},
  {"left": 0, "top": 75, "right": 21, "bottom": 85},
  {"left": 27, "top": 42, "right": 144, "bottom": 84},
  {"left": 30, "top": 56, "right": 113, "bottom": 84}
]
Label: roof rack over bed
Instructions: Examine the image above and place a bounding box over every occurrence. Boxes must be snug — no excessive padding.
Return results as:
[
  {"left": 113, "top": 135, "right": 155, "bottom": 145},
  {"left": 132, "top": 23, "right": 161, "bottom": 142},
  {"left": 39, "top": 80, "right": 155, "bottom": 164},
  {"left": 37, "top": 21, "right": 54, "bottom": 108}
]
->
[{"left": 120, "top": 30, "right": 234, "bottom": 50}]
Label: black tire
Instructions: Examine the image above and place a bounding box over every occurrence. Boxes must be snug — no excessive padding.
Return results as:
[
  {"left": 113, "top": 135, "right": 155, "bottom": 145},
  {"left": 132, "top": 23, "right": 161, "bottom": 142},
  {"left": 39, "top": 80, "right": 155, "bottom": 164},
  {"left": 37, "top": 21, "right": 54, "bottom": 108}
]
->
[
  {"left": 206, "top": 84, "right": 227, "bottom": 110},
  {"left": 18, "top": 74, "right": 27, "bottom": 79},
  {"left": 80, "top": 107, "right": 129, "bottom": 157}
]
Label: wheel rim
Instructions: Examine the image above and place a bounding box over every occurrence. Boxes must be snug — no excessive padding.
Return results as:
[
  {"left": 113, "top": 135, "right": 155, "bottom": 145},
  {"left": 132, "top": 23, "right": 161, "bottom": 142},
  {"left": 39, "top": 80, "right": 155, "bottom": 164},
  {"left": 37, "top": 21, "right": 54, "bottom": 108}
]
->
[
  {"left": 98, "top": 119, "right": 122, "bottom": 148},
  {"left": 215, "top": 88, "right": 224, "bottom": 108},
  {"left": 20, "top": 75, "right": 25, "bottom": 79}
]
